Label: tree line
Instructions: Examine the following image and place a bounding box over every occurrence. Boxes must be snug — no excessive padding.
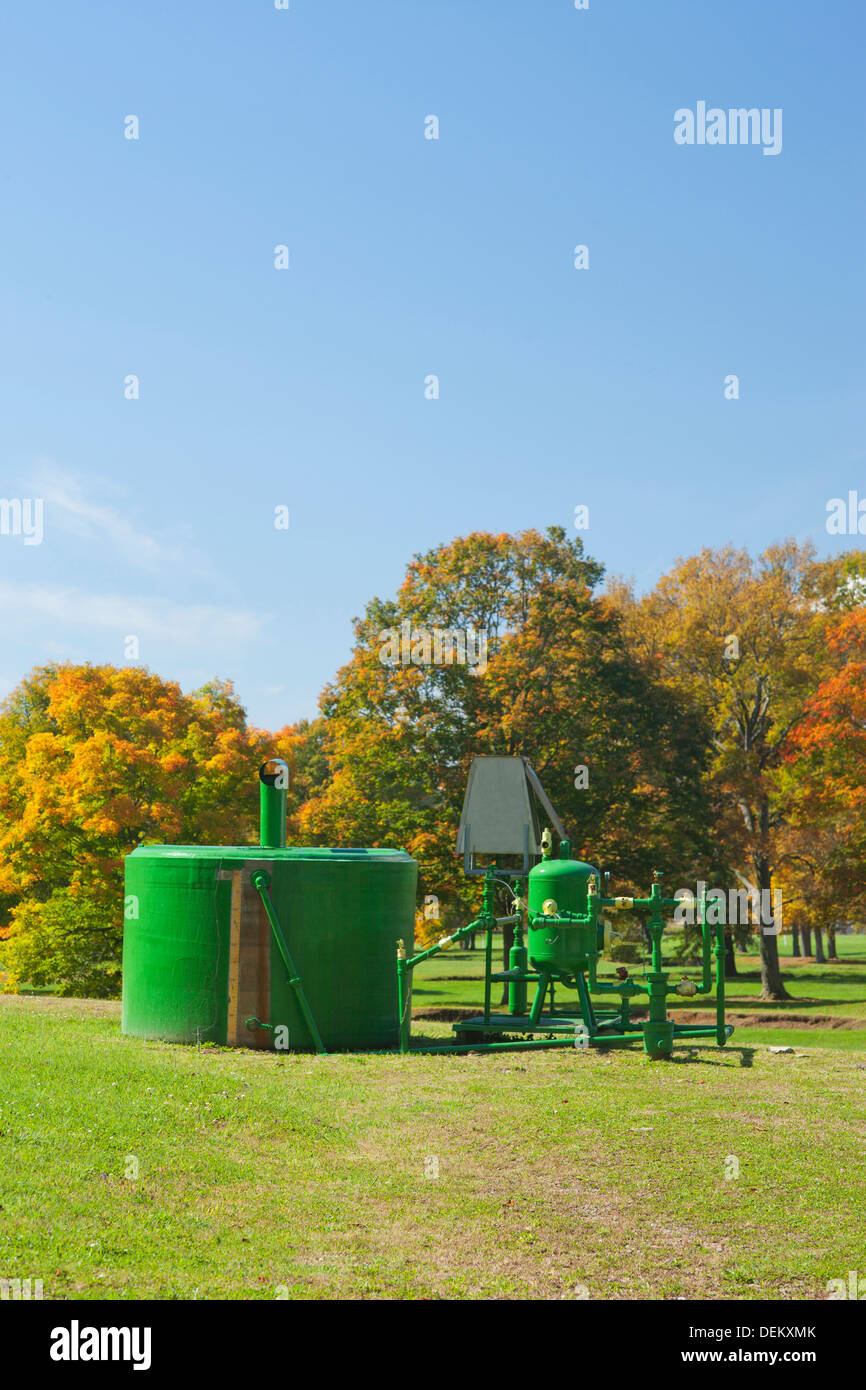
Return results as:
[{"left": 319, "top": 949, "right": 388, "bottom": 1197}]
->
[{"left": 1, "top": 527, "right": 863, "bottom": 1001}]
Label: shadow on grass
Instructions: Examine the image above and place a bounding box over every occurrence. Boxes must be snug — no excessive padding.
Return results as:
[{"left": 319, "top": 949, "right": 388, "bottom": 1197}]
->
[
  {"left": 662, "top": 1046, "right": 755, "bottom": 1068},
  {"left": 774, "top": 970, "right": 866, "bottom": 986}
]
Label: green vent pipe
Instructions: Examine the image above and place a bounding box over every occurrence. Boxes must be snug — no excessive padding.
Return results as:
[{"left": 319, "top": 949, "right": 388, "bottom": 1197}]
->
[{"left": 259, "top": 758, "right": 288, "bottom": 848}]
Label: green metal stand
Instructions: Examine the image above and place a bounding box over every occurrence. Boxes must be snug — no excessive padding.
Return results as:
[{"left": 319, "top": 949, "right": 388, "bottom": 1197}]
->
[{"left": 395, "top": 868, "right": 733, "bottom": 1059}]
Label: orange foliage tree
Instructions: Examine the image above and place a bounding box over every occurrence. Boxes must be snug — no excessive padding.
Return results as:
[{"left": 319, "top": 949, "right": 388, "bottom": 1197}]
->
[
  {"left": 0, "top": 664, "right": 279, "bottom": 992},
  {"left": 610, "top": 543, "right": 866, "bottom": 997},
  {"left": 778, "top": 607, "right": 866, "bottom": 949}
]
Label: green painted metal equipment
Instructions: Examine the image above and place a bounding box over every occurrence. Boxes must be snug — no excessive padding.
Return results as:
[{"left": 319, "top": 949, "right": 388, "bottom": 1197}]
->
[
  {"left": 527, "top": 839, "right": 597, "bottom": 974},
  {"left": 122, "top": 751, "right": 731, "bottom": 1064},
  {"left": 122, "top": 761, "right": 417, "bottom": 1052},
  {"left": 393, "top": 757, "right": 733, "bottom": 1060},
  {"left": 259, "top": 758, "right": 288, "bottom": 849},
  {"left": 250, "top": 868, "right": 326, "bottom": 1054},
  {"left": 121, "top": 849, "right": 233, "bottom": 1046},
  {"left": 395, "top": 861, "right": 732, "bottom": 1059}
]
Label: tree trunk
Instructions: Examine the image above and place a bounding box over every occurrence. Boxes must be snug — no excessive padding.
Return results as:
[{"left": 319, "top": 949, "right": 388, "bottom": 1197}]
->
[
  {"left": 801, "top": 924, "right": 812, "bottom": 956},
  {"left": 827, "top": 924, "right": 838, "bottom": 960},
  {"left": 814, "top": 926, "right": 826, "bottom": 964},
  {"left": 755, "top": 854, "right": 789, "bottom": 1000},
  {"left": 724, "top": 929, "right": 738, "bottom": 978},
  {"left": 791, "top": 924, "right": 801, "bottom": 956}
]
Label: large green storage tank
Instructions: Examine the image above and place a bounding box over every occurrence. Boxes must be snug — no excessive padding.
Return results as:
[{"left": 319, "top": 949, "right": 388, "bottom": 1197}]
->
[{"left": 121, "top": 763, "right": 417, "bottom": 1052}]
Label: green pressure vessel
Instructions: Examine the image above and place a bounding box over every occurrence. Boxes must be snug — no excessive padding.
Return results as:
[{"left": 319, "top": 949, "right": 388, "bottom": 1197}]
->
[
  {"left": 122, "top": 844, "right": 417, "bottom": 1052},
  {"left": 527, "top": 847, "right": 598, "bottom": 974}
]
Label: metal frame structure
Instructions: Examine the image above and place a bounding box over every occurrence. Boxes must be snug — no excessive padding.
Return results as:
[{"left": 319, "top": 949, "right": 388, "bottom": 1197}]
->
[{"left": 396, "top": 864, "right": 732, "bottom": 1059}]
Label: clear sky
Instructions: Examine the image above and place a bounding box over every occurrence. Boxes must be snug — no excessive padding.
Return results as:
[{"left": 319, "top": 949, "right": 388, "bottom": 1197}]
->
[{"left": 1, "top": 1, "right": 863, "bottom": 728}]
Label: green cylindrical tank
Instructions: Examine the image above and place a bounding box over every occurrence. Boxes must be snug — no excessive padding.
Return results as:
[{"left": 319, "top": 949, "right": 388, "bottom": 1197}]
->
[
  {"left": 121, "top": 850, "right": 233, "bottom": 1046},
  {"left": 527, "top": 845, "right": 598, "bottom": 975},
  {"left": 122, "top": 845, "right": 417, "bottom": 1051}
]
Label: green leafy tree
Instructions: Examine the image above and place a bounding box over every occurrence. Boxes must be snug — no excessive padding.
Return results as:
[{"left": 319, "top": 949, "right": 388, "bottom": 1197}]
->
[{"left": 299, "top": 528, "right": 719, "bottom": 931}]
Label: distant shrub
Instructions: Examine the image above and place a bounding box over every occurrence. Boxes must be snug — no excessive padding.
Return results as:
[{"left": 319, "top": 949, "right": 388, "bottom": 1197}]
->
[
  {"left": 0, "top": 890, "right": 122, "bottom": 998},
  {"left": 609, "top": 939, "right": 644, "bottom": 964}
]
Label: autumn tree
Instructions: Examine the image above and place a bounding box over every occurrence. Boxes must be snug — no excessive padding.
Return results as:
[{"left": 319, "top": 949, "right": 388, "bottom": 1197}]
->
[
  {"left": 609, "top": 542, "right": 861, "bottom": 1000},
  {"left": 778, "top": 606, "right": 866, "bottom": 952},
  {"left": 473, "top": 566, "right": 722, "bottom": 893},
  {"left": 0, "top": 664, "right": 276, "bottom": 993},
  {"left": 299, "top": 528, "right": 719, "bottom": 939}
]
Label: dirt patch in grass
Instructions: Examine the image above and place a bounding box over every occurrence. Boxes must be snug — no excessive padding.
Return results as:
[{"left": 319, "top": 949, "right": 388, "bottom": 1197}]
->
[{"left": 668, "top": 1010, "right": 865, "bottom": 1031}]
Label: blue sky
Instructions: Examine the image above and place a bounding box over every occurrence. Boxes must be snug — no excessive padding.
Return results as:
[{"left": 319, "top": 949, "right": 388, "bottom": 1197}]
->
[{"left": 1, "top": 0, "right": 863, "bottom": 727}]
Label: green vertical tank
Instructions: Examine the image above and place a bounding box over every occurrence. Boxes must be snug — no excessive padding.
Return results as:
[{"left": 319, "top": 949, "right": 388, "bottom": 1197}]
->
[
  {"left": 122, "top": 763, "right": 417, "bottom": 1052},
  {"left": 527, "top": 845, "right": 598, "bottom": 974}
]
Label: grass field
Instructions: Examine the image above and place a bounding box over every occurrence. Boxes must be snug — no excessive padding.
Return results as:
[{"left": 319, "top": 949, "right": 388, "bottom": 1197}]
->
[{"left": 1, "top": 940, "right": 864, "bottom": 1301}]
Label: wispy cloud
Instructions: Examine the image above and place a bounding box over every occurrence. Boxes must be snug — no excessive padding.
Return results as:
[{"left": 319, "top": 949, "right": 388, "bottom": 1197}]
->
[
  {"left": 0, "top": 582, "right": 269, "bottom": 648},
  {"left": 29, "top": 461, "right": 219, "bottom": 581}
]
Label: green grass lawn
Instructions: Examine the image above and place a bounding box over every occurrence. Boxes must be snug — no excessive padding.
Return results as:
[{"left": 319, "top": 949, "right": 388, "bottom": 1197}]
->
[{"left": 1, "top": 988, "right": 864, "bottom": 1301}]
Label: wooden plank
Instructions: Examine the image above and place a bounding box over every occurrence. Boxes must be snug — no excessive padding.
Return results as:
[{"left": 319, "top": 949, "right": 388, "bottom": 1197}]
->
[
  {"left": 226, "top": 870, "right": 243, "bottom": 1045},
  {"left": 237, "top": 861, "right": 272, "bottom": 1050}
]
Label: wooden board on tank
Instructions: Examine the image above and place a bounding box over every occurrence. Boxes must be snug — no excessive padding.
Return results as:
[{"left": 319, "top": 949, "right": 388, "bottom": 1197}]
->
[{"left": 226, "top": 862, "right": 272, "bottom": 1049}]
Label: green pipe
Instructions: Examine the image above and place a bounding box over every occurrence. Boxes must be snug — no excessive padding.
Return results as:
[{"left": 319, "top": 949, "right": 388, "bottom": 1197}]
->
[
  {"left": 397, "top": 947, "right": 410, "bottom": 1054},
  {"left": 672, "top": 1025, "right": 735, "bottom": 1039},
  {"left": 528, "top": 968, "right": 550, "bottom": 1026},
  {"left": 574, "top": 970, "right": 597, "bottom": 1035},
  {"left": 649, "top": 904, "right": 664, "bottom": 973},
  {"left": 397, "top": 910, "right": 508, "bottom": 1049},
  {"left": 259, "top": 758, "right": 288, "bottom": 848},
  {"left": 600, "top": 892, "right": 682, "bottom": 912},
  {"left": 383, "top": 1022, "right": 735, "bottom": 1056},
  {"left": 714, "top": 913, "right": 728, "bottom": 1045},
  {"left": 390, "top": 1033, "right": 643, "bottom": 1055},
  {"left": 250, "top": 870, "right": 326, "bottom": 1054},
  {"left": 508, "top": 925, "right": 528, "bottom": 1016},
  {"left": 405, "top": 916, "right": 491, "bottom": 968},
  {"left": 684, "top": 890, "right": 714, "bottom": 994},
  {"left": 698, "top": 891, "right": 713, "bottom": 991},
  {"left": 483, "top": 926, "right": 493, "bottom": 1024},
  {"left": 529, "top": 911, "right": 593, "bottom": 929}
]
